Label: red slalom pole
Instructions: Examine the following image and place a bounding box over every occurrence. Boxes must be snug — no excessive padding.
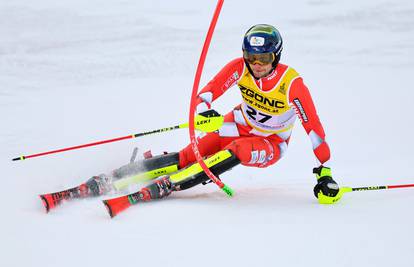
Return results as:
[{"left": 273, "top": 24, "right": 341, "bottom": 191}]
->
[
  {"left": 188, "top": 0, "right": 234, "bottom": 196},
  {"left": 12, "top": 125, "right": 181, "bottom": 161}
]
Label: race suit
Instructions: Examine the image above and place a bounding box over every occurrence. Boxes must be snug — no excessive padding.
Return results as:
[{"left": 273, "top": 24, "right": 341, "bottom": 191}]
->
[{"left": 179, "top": 57, "right": 331, "bottom": 169}]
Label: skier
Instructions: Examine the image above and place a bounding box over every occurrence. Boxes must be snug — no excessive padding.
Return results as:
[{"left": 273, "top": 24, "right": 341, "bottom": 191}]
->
[{"left": 41, "top": 24, "right": 342, "bottom": 214}]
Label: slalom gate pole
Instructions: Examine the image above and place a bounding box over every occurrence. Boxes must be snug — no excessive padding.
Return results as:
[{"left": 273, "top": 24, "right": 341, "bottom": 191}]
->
[
  {"left": 188, "top": 0, "right": 234, "bottom": 197},
  {"left": 12, "top": 113, "right": 223, "bottom": 162}
]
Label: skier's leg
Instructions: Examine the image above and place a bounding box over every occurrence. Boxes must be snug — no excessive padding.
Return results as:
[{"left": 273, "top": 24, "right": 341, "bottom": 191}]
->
[
  {"left": 172, "top": 150, "right": 240, "bottom": 190},
  {"left": 103, "top": 135, "right": 285, "bottom": 211},
  {"left": 110, "top": 131, "right": 232, "bottom": 191},
  {"left": 178, "top": 132, "right": 235, "bottom": 168},
  {"left": 89, "top": 133, "right": 283, "bottom": 198},
  {"left": 90, "top": 153, "right": 179, "bottom": 194},
  {"left": 130, "top": 150, "right": 240, "bottom": 201},
  {"left": 111, "top": 152, "right": 180, "bottom": 179},
  {"left": 224, "top": 136, "right": 282, "bottom": 168},
  {"left": 176, "top": 135, "right": 283, "bottom": 191},
  {"left": 76, "top": 130, "right": 230, "bottom": 198},
  {"left": 173, "top": 136, "right": 283, "bottom": 193},
  {"left": 84, "top": 131, "right": 228, "bottom": 197},
  {"left": 84, "top": 109, "right": 246, "bottom": 198}
]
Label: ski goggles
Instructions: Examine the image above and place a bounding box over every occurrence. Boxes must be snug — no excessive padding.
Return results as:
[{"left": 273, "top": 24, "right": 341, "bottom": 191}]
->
[{"left": 243, "top": 51, "right": 275, "bottom": 65}]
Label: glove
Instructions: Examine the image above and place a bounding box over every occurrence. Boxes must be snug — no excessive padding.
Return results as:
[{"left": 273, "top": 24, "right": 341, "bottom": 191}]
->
[
  {"left": 194, "top": 109, "right": 224, "bottom": 133},
  {"left": 313, "top": 165, "right": 342, "bottom": 204}
]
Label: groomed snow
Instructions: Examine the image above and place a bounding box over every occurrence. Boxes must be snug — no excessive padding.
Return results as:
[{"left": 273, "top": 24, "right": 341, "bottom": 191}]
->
[{"left": 1, "top": 1, "right": 414, "bottom": 266}]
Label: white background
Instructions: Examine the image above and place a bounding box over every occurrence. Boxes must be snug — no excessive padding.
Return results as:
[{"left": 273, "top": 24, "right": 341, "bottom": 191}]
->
[{"left": 1, "top": 0, "right": 414, "bottom": 266}]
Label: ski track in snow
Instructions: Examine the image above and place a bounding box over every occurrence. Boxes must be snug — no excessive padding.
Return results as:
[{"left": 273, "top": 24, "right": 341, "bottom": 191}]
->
[{"left": 1, "top": 1, "right": 414, "bottom": 266}]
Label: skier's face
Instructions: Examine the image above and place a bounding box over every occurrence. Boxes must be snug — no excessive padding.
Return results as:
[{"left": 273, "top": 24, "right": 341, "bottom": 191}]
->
[{"left": 249, "top": 63, "right": 273, "bottom": 78}]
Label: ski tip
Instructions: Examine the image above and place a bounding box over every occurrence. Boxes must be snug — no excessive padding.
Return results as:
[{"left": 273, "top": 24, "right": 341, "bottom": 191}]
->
[
  {"left": 39, "top": 195, "right": 50, "bottom": 213},
  {"left": 102, "top": 200, "right": 115, "bottom": 219},
  {"left": 102, "top": 197, "right": 132, "bottom": 219}
]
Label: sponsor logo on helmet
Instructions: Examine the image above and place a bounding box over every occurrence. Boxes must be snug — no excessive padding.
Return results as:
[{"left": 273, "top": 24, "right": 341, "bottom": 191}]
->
[{"left": 250, "top": 36, "right": 265, "bottom": 46}]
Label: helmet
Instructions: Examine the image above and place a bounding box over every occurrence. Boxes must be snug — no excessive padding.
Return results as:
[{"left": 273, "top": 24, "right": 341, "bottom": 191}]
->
[{"left": 242, "top": 24, "right": 283, "bottom": 68}]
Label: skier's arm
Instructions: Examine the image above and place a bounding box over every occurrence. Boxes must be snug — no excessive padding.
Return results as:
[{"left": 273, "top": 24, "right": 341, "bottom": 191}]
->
[
  {"left": 195, "top": 58, "right": 244, "bottom": 112},
  {"left": 289, "top": 78, "right": 344, "bottom": 204},
  {"left": 288, "top": 77, "right": 331, "bottom": 165}
]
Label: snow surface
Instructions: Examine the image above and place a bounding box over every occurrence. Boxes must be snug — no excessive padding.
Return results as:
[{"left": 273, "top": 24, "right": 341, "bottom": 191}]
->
[{"left": 2, "top": 0, "right": 414, "bottom": 266}]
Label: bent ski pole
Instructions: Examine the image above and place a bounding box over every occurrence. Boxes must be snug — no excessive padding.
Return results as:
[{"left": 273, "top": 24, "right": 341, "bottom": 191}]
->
[{"left": 12, "top": 113, "right": 224, "bottom": 162}]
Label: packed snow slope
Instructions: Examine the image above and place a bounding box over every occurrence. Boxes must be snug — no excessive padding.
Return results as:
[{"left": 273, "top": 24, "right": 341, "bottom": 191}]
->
[{"left": 1, "top": 0, "right": 414, "bottom": 266}]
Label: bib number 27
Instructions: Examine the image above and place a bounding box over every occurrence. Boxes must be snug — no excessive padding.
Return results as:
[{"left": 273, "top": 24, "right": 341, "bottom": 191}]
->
[{"left": 246, "top": 106, "right": 271, "bottom": 123}]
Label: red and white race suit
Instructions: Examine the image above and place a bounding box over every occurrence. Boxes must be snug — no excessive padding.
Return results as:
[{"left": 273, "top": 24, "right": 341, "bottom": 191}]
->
[{"left": 179, "top": 57, "right": 331, "bottom": 169}]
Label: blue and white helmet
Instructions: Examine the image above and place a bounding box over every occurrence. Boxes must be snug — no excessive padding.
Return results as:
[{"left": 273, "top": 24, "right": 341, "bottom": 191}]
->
[{"left": 242, "top": 24, "right": 283, "bottom": 67}]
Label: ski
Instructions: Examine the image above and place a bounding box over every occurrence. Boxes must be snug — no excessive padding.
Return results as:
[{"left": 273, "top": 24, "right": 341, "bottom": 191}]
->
[
  {"left": 40, "top": 184, "right": 89, "bottom": 213},
  {"left": 40, "top": 175, "right": 111, "bottom": 213},
  {"left": 103, "top": 176, "right": 174, "bottom": 218},
  {"left": 102, "top": 189, "right": 150, "bottom": 218}
]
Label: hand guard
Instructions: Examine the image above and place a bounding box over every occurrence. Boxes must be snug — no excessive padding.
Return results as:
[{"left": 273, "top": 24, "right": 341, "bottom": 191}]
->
[
  {"left": 313, "top": 166, "right": 341, "bottom": 204},
  {"left": 198, "top": 109, "right": 221, "bottom": 118},
  {"left": 194, "top": 109, "right": 224, "bottom": 133}
]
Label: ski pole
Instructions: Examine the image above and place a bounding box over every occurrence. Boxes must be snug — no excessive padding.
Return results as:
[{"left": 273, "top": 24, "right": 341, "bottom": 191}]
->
[
  {"left": 12, "top": 113, "right": 224, "bottom": 162},
  {"left": 318, "top": 182, "right": 414, "bottom": 204},
  {"left": 188, "top": 0, "right": 234, "bottom": 197},
  {"left": 341, "top": 183, "right": 414, "bottom": 193},
  {"left": 333, "top": 182, "right": 414, "bottom": 201}
]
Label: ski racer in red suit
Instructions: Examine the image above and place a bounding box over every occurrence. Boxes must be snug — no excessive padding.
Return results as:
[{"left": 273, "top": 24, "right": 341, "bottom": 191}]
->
[
  {"left": 110, "top": 24, "right": 342, "bottom": 204},
  {"left": 41, "top": 24, "right": 342, "bottom": 213}
]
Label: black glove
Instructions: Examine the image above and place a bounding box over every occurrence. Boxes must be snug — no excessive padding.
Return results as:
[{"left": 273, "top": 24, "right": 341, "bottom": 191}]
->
[
  {"left": 313, "top": 166, "right": 339, "bottom": 198},
  {"left": 198, "top": 109, "right": 221, "bottom": 118}
]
